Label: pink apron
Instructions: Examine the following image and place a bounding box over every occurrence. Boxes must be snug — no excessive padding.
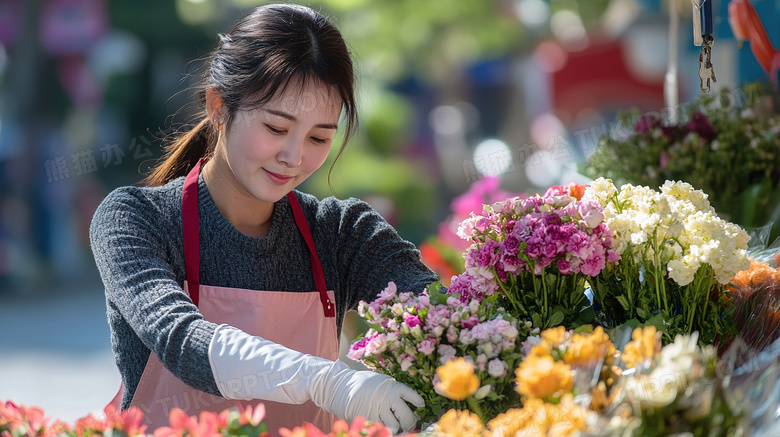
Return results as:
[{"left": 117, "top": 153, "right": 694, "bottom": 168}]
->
[{"left": 108, "top": 158, "right": 339, "bottom": 435}]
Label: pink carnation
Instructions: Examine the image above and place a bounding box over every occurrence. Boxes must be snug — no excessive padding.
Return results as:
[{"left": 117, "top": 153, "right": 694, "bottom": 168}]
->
[{"left": 404, "top": 315, "right": 422, "bottom": 328}]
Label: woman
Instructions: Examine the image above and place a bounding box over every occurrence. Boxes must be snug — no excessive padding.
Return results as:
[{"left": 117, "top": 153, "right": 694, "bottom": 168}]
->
[{"left": 90, "top": 4, "right": 436, "bottom": 434}]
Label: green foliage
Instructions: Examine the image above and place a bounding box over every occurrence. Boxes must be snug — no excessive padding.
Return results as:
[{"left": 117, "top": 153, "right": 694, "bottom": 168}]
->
[{"left": 583, "top": 83, "right": 780, "bottom": 240}]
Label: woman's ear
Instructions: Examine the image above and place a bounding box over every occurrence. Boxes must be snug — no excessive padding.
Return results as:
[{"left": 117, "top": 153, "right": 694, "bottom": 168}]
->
[{"left": 206, "top": 88, "right": 225, "bottom": 126}]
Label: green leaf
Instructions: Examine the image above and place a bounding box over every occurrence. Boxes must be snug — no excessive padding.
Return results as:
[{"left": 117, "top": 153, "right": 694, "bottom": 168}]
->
[
  {"left": 577, "top": 307, "right": 596, "bottom": 325},
  {"left": 636, "top": 307, "right": 648, "bottom": 319},
  {"left": 616, "top": 295, "right": 630, "bottom": 311},
  {"left": 549, "top": 311, "right": 565, "bottom": 327},
  {"left": 531, "top": 313, "right": 543, "bottom": 328},
  {"left": 574, "top": 324, "right": 594, "bottom": 334},
  {"left": 545, "top": 273, "right": 557, "bottom": 288}
]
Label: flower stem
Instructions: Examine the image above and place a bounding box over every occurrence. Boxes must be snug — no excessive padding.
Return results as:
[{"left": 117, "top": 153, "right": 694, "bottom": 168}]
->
[{"left": 466, "top": 396, "right": 486, "bottom": 425}]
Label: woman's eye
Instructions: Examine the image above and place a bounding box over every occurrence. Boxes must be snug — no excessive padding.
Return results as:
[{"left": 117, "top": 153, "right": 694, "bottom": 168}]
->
[
  {"left": 266, "top": 125, "right": 286, "bottom": 134},
  {"left": 310, "top": 136, "right": 328, "bottom": 144}
]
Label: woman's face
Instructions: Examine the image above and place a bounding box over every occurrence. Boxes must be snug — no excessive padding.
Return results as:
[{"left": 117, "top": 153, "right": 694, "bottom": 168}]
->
[{"left": 216, "top": 81, "right": 342, "bottom": 203}]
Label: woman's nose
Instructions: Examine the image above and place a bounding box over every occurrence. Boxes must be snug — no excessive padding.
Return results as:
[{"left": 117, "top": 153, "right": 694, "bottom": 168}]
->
[{"left": 277, "top": 136, "right": 304, "bottom": 168}]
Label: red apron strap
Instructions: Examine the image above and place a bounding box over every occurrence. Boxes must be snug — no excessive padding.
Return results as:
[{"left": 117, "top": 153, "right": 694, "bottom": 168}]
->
[
  {"left": 287, "top": 192, "right": 335, "bottom": 318},
  {"left": 182, "top": 159, "right": 204, "bottom": 307}
]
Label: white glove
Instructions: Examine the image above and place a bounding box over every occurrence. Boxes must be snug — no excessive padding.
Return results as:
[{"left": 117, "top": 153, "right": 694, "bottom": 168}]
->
[{"left": 208, "top": 325, "right": 424, "bottom": 433}]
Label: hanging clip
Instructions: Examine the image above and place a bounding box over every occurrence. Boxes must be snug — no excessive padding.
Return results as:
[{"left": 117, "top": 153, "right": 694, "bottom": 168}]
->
[
  {"left": 699, "top": 38, "right": 717, "bottom": 92},
  {"left": 692, "top": 0, "right": 704, "bottom": 46}
]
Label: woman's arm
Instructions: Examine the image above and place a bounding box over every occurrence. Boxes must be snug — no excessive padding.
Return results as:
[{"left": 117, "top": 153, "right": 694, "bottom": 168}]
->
[
  {"left": 326, "top": 197, "right": 442, "bottom": 308},
  {"left": 90, "top": 187, "right": 221, "bottom": 396}
]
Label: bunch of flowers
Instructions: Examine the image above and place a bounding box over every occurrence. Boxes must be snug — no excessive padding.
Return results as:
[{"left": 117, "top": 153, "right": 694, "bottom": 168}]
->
[
  {"left": 347, "top": 282, "right": 532, "bottom": 423},
  {"left": 583, "top": 177, "right": 751, "bottom": 345},
  {"left": 450, "top": 188, "right": 620, "bottom": 329},
  {"left": 0, "top": 402, "right": 148, "bottom": 437},
  {"left": 614, "top": 332, "right": 742, "bottom": 437},
  {"left": 429, "top": 326, "right": 616, "bottom": 436},
  {"left": 279, "top": 417, "right": 391, "bottom": 437},
  {"left": 0, "top": 400, "right": 393, "bottom": 437},
  {"left": 424, "top": 326, "right": 745, "bottom": 437},
  {"left": 583, "top": 83, "right": 780, "bottom": 240},
  {"left": 728, "top": 260, "right": 780, "bottom": 353}
]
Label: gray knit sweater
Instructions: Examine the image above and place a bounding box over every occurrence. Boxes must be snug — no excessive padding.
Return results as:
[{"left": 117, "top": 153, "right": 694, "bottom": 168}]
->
[{"left": 89, "top": 173, "right": 438, "bottom": 409}]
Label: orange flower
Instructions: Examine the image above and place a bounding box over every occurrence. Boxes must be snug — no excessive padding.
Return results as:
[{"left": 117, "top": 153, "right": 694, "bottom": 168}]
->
[
  {"left": 730, "top": 260, "right": 779, "bottom": 295},
  {"left": 485, "top": 395, "right": 588, "bottom": 437},
  {"left": 435, "top": 358, "right": 480, "bottom": 401},
  {"left": 433, "top": 409, "right": 484, "bottom": 436},
  {"left": 420, "top": 242, "right": 458, "bottom": 287},
  {"left": 568, "top": 183, "right": 587, "bottom": 201},
  {"left": 279, "top": 422, "right": 325, "bottom": 437},
  {"left": 562, "top": 327, "right": 616, "bottom": 367},
  {"left": 515, "top": 355, "right": 573, "bottom": 400},
  {"left": 75, "top": 413, "right": 107, "bottom": 437},
  {"left": 621, "top": 326, "right": 661, "bottom": 368},
  {"left": 102, "top": 405, "right": 147, "bottom": 437},
  {"left": 540, "top": 326, "right": 566, "bottom": 346},
  {"left": 239, "top": 404, "right": 265, "bottom": 427}
]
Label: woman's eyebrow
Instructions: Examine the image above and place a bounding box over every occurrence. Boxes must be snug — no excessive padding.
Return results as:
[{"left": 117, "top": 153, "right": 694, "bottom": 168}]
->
[{"left": 264, "top": 109, "right": 338, "bottom": 130}]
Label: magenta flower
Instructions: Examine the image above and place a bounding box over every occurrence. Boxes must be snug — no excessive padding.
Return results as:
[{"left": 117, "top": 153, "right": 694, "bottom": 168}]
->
[
  {"left": 461, "top": 316, "right": 479, "bottom": 329},
  {"left": 634, "top": 113, "right": 662, "bottom": 132},
  {"left": 403, "top": 315, "right": 422, "bottom": 328}
]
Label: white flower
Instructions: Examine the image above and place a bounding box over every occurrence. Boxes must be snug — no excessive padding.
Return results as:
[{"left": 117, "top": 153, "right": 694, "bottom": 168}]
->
[
  {"left": 476, "top": 353, "right": 488, "bottom": 371},
  {"left": 487, "top": 358, "right": 508, "bottom": 378},
  {"left": 583, "top": 177, "right": 618, "bottom": 206},
  {"left": 438, "top": 344, "right": 457, "bottom": 360},
  {"left": 411, "top": 325, "right": 424, "bottom": 342},
  {"left": 400, "top": 356, "right": 414, "bottom": 372},
  {"left": 667, "top": 258, "right": 698, "bottom": 286},
  {"left": 391, "top": 303, "right": 404, "bottom": 316},
  {"left": 479, "top": 342, "right": 495, "bottom": 357},
  {"left": 474, "top": 384, "right": 492, "bottom": 400}
]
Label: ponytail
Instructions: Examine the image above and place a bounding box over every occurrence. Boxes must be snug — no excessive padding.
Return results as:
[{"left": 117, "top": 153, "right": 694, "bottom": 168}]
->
[{"left": 143, "top": 117, "right": 216, "bottom": 187}]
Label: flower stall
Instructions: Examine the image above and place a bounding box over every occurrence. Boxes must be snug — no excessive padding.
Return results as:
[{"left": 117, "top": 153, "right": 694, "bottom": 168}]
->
[{"left": 344, "top": 177, "right": 780, "bottom": 436}]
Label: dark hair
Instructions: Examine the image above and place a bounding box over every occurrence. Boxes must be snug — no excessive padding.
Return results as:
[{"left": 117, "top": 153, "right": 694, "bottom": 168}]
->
[{"left": 144, "top": 4, "right": 357, "bottom": 187}]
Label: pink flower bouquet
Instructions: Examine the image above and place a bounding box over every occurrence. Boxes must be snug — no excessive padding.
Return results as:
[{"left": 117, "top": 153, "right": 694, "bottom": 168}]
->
[
  {"left": 449, "top": 191, "right": 619, "bottom": 329},
  {"left": 347, "top": 282, "right": 532, "bottom": 424}
]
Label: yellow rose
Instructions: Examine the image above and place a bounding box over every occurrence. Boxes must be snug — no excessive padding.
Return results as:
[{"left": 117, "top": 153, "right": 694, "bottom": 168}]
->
[
  {"left": 621, "top": 326, "right": 661, "bottom": 368},
  {"left": 540, "top": 326, "right": 566, "bottom": 346},
  {"left": 435, "top": 358, "right": 480, "bottom": 401},
  {"left": 562, "top": 326, "right": 616, "bottom": 366},
  {"left": 515, "top": 355, "right": 573, "bottom": 399},
  {"left": 433, "top": 409, "right": 484, "bottom": 437}
]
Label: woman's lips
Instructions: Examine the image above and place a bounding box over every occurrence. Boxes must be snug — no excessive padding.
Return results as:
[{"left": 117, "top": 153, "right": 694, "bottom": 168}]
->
[{"left": 263, "top": 168, "right": 293, "bottom": 184}]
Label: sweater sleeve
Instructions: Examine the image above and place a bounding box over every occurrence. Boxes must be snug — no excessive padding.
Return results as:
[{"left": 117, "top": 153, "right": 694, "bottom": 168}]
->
[
  {"left": 89, "top": 187, "right": 222, "bottom": 396},
  {"left": 326, "top": 197, "right": 441, "bottom": 309}
]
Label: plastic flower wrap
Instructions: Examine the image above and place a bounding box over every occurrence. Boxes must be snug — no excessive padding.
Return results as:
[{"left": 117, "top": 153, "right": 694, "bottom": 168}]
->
[
  {"left": 615, "top": 333, "right": 743, "bottom": 437},
  {"left": 348, "top": 282, "right": 531, "bottom": 423},
  {"left": 727, "top": 260, "right": 780, "bottom": 353},
  {"left": 583, "top": 177, "right": 750, "bottom": 345},
  {"left": 450, "top": 190, "right": 619, "bottom": 330}
]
